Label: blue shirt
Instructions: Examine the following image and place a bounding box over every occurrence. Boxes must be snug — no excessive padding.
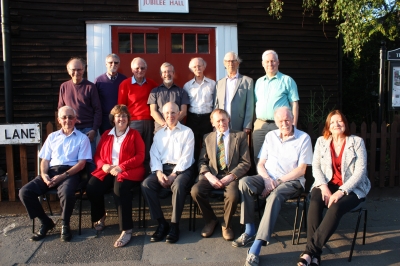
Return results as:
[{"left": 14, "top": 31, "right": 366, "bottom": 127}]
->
[
  {"left": 39, "top": 128, "right": 92, "bottom": 167},
  {"left": 259, "top": 127, "right": 313, "bottom": 188},
  {"left": 255, "top": 71, "right": 299, "bottom": 120}
]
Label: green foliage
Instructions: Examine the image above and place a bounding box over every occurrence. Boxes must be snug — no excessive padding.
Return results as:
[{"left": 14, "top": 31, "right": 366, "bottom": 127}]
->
[{"left": 267, "top": 0, "right": 400, "bottom": 58}]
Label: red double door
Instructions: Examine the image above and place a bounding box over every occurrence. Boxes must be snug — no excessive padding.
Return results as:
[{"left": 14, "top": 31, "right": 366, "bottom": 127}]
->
[{"left": 111, "top": 26, "right": 216, "bottom": 87}]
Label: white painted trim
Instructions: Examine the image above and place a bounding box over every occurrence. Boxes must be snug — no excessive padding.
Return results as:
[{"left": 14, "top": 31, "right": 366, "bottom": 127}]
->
[{"left": 86, "top": 22, "right": 238, "bottom": 82}]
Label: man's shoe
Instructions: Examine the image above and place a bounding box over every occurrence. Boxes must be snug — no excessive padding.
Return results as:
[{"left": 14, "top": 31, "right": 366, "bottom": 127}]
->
[
  {"left": 150, "top": 223, "right": 170, "bottom": 242},
  {"left": 201, "top": 219, "right": 218, "bottom": 238},
  {"left": 60, "top": 225, "right": 72, "bottom": 242},
  {"left": 30, "top": 220, "right": 55, "bottom": 241},
  {"left": 244, "top": 249, "right": 259, "bottom": 266},
  {"left": 222, "top": 225, "right": 234, "bottom": 241},
  {"left": 232, "top": 233, "right": 256, "bottom": 247},
  {"left": 166, "top": 225, "right": 180, "bottom": 243}
]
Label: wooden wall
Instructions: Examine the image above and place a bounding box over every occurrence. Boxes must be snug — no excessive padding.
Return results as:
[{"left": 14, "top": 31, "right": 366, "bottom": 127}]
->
[{"left": 0, "top": 0, "right": 339, "bottom": 175}]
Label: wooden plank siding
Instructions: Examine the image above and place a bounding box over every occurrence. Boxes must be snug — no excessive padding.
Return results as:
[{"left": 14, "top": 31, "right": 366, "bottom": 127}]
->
[{"left": 0, "top": 0, "right": 339, "bottom": 190}]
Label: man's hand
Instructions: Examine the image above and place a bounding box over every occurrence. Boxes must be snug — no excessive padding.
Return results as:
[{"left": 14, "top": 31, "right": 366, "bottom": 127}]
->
[
  {"left": 86, "top": 130, "right": 96, "bottom": 142},
  {"left": 41, "top": 174, "right": 52, "bottom": 186},
  {"left": 319, "top": 184, "right": 332, "bottom": 207},
  {"left": 204, "top": 172, "right": 224, "bottom": 189},
  {"left": 220, "top": 174, "right": 234, "bottom": 187},
  {"left": 156, "top": 171, "right": 169, "bottom": 188},
  {"left": 327, "top": 190, "right": 344, "bottom": 208},
  {"left": 102, "top": 164, "right": 115, "bottom": 173},
  {"left": 243, "top": 128, "right": 251, "bottom": 135},
  {"left": 165, "top": 173, "right": 177, "bottom": 186},
  {"left": 110, "top": 166, "right": 122, "bottom": 176},
  {"left": 261, "top": 178, "right": 275, "bottom": 198},
  {"left": 48, "top": 174, "right": 65, "bottom": 188}
]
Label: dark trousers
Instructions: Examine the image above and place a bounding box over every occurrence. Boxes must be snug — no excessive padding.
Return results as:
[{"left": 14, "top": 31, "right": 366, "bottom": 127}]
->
[
  {"left": 18, "top": 165, "right": 79, "bottom": 225},
  {"left": 129, "top": 120, "right": 154, "bottom": 175},
  {"left": 186, "top": 112, "right": 213, "bottom": 164},
  {"left": 252, "top": 119, "right": 278, "bottom": 165},
  {"left": 86, "top": 175, "right": 138, "bottom": 231},
  {"left": 141, "top": 164, "right": 194, "bottom": 223},
  {"left": 305, "top": 184, "right": 363, "bottom": 257},
  {"left": 191, "top": 175, "right": 239, "bottom": 228}
]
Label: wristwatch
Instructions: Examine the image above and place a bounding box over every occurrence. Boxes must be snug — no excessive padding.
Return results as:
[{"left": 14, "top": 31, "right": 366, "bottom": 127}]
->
[
  {"left": 64, "top": 171, "right": 70, "bottom": 177},
  {"left": 276, "top": 179, "right": 283, "bottom": 185},
  {"left": 339, "top": 189, "right": 347, "bottom": 195}
]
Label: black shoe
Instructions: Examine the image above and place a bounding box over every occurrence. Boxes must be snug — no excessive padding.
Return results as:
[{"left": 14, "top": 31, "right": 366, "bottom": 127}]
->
[
  {"left": 60, "top": 225, "right": 72, "bottom": 242},
  {"left": 150, "top": 223, "right": 170, "bottom": 242},
  {"left": 166, "top": 225, "right": 180, "bottom": 243},
  {"left": 30, "top": 220, "right": 55, "bottom": 241}
]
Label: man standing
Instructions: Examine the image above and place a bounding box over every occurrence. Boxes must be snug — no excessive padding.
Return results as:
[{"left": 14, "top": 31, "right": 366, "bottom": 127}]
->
[
  {"left": 191, "top": 109, "right": 251, "bottom": 241},
  {"left": 215, "top": 52, "right": 254, "bottom": 133},
  {"left": 148, "top": 62, "right": 190, "bottom": 133},
  {"left": 19, "top": 106, "right": 92, "bottom": 242},
  {"left": 141, "top": 102, "right": 195, "bottom": 244},
  {"left": 58, "top": 57, "right": 102, "bottom": 157},
  {"left": 253, "top": 50, "right": 299, "bottom": 164},
  {"left": 118, "top": 57, "right": 158, "bottom": 174},
  {"left": 94, "top": 54, "right": 127, "bottom": 135},
  {"left": 232, "top": 107, "right": 312, "bottom": 266},
  {"left": 183, "top": 57, "right": 216, "bottom": 162}
]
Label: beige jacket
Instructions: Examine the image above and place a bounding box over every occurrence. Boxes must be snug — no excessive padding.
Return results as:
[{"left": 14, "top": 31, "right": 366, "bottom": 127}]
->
[{"left": 311, "top": 135, "right": 371, "bottom": 199}]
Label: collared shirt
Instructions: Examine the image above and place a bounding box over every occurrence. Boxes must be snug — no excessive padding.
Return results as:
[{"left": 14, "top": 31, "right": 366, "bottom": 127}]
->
[
  {"left": 216, "top": 129, "right": 230, "bottom": 164},
  {"left": 106, "top": 73, "right": 118, "bottom": 80},
  {"left": 224, "top": 72, "right": 239, "bottom": 116},
  {"left": 147, "top": 83, "right": 190, "bottom": 114},
  {"left": 39, "top": 128, "right": 92, "bottom": 167},
  {"left": 108, "top": 126, "right": 129, "bottom": 165},
  {"left": 131, "top": 76, "right": 146, "bottom": 86},
  {"left": 254, "top": 71, "right": 299, "bottom": 120},
  {"left": 150, "top": 122, "right": 195, "bottom": 173},
  {"left": 259, "top": 127, "right": 313, "bottom": 188},
  {"left": 183, "top": 77, "right": 216, "bottom": 114}
]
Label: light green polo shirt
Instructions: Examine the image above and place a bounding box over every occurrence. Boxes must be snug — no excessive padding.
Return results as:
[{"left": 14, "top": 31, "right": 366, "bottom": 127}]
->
[{"left": 254, "top": 71, "right": 299, "bottom": 120}]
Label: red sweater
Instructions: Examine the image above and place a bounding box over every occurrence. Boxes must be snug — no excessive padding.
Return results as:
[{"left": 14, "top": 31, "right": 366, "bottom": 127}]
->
[
  {"left": 118, "top": 77, "right": 158, "bottom": 121},
  {"left": 91, "top": 128, "right": 145, "bottom": 182}
]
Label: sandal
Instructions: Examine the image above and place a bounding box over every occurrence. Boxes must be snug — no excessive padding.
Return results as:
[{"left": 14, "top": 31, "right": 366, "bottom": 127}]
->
[
  {"left": 297, "top": 251, "right": 312, "bottom": 266},
  {"left": 94, "top": 215, "right": 106, "bottom": 231},
  {"left": 114, "top": 230, "right": 132, "bottom": 248},
  {"left": 310, "top": 256, "right": 321, "bottom": 266}
]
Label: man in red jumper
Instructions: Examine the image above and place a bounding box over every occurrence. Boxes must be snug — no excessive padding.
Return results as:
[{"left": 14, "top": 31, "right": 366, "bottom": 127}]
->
[{"left": 118, "top": 57, "right": 158, "bottom": 174}]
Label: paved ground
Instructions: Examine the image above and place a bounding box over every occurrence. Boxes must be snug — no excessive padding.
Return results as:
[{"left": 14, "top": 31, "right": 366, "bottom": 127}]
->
[{"left": 0, "top": 187, "right": 400, "bottom": 266}]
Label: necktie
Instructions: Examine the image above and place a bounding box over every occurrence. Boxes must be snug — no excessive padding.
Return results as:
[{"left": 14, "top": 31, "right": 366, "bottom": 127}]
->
[{"left": 217, "top": 134, "right": 226, "bottom": 170}]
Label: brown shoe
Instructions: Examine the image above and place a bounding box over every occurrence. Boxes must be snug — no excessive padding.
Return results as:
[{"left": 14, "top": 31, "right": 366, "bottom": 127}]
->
[
  {"left": 222, "top": 225, "right": 234, "bottom": 241},
  {"left": 201, "top": 219, "right": 218, "bottom": 238}
]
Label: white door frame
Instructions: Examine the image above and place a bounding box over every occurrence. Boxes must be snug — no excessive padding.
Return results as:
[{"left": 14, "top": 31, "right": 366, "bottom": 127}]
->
[{"left": 86, "top": 21, "right": 238, "bottom": 82}]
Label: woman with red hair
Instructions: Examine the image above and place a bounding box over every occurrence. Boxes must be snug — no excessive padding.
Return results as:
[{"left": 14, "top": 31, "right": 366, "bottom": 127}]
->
[{"left": 297, "top": 110, "right": 370, "bottom": 266}]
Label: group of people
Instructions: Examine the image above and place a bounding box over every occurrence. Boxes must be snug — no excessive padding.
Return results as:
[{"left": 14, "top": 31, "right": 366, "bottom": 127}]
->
[{"left": 18, "top": 50, "right": 371, "bottom": 266}]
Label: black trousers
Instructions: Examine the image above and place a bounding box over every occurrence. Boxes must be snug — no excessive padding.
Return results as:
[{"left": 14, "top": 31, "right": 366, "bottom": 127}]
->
[
  {"left": 186, "top": 112, "right": 213, "bottom": 164},
  {"left": 86, "top": 175, "right": 139, "bottom": 231},
  {"left": 19, "top": 165, "right": 79, "bottom": 225},
  {"left": 141, "top": 164, "right": 194, "bottom": 223},
  {"left": 305, "top": 184, "right": 363, "bottom": 257}
]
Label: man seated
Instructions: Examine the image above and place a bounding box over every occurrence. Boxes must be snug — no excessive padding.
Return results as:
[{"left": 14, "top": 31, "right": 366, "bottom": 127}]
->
[
  {"left": 19, "top": 106, "right": 92, "bottom": 242},
  {"left": 191, "top": 109, "right": 251, "bottom": 241},
  {"left": 141, "top": 102, "right": 195, "bottom": 244},
  {"left": 232, "top": 106, "right": 313, "bottom": 266}
]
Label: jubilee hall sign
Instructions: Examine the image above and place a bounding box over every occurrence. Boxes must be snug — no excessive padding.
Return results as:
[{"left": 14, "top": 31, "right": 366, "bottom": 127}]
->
[
  {"left": 139, "top": 0, "right": 189, "bottom": 13},
  {"left": 0, "top": 123, "right": 41, "bottom": 145}
]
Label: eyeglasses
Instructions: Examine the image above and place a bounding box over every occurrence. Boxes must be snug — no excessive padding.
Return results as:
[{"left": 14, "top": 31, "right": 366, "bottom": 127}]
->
[
  {"left": 115, "top": 114, "right": 128, "bottom": 118},
  {"left": 107, "top": 61, "right": 120, "bottom": 65},
  {"left": 68, "top": 68, "right": 83, "bottom": 73},
  {"left": 224, "top": 60, "right": 238, "bottom": 64},
  {"left": 59, "top": 115, "right": 76, "bottom": 120},
  {"left": 134, "top": 67, "right": 146, "bottom": 70}
]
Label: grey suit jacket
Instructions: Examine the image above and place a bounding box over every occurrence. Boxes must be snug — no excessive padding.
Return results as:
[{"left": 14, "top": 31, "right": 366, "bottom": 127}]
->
[
  {"left": 198, "top": 130, "right": 251, "bottom": 180},
  {"left": 311, "top": 135, "right": 371, "bottom": 198},
  {"left": 214, "top": 74, "right": 254, "bottom": 130}
]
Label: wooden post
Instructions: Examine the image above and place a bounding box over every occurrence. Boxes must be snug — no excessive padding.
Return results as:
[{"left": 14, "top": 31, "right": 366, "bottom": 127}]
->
[
  {"left": 5, "top": 145, "right": 15, "bottom": 201},
  {"left": 370, "top": 122, "right": 377, "bottom": 187},
  {"left": 379, "top": 121, "right": 387, "bottom": 187},
  {"left": 389, "top": 121, "right": 398, "bottom": 187},
  {"left": 19, "top": 145, "right": 28, "bottom": 186}
]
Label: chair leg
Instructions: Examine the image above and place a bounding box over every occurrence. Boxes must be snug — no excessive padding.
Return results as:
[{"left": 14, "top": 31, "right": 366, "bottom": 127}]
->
[
  {"left": 193, "top": 203, "right": 196, "bottom": 232},
  {"left": 292, "top": 197, "right": 300, "bottom": 245},
  {"left": 362, "top": 209, "right": 367, "bottom": 245},
  {"left": 189, "top": 196, "right": 193, "bottom": 231},
  {"left": 32, "top": 218, "right": 35, "bottom": 233},
  {"left": 348, "top": 209, "right": 363, "bottom": 262},
  {"left": 78, "top": 189, "right": 83, "bottom": 235},
  {"left": 138, "top": 187, "right": 142, "bottom": 228},
  {"left": 45, "top": 194, "right": 53, "bottom": 216},
  {"left": 143, "top": 196, "right": 146, "bottom": 228},
  {"left": 296, "top": 197, "right": 307, "bottom": 245}
]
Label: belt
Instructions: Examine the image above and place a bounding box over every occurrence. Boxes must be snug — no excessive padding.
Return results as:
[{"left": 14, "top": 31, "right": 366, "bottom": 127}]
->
[
  {"left": 258, "top": 118, "right": 275, "bottom": 123},
  {"left": 188, "top": 112, "right": 211, "bottom": 117},
  {"left": 163, "top": 163, "right": 177, "bottom": 166}
]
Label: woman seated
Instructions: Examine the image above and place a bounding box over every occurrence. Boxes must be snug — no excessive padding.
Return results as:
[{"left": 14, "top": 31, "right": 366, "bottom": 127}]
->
[
  {"left": 297, "top": 110, "right": 371, "bottom": 266},
  {"left": 86, "top": 104, "right": 145, "bottom": 248}
]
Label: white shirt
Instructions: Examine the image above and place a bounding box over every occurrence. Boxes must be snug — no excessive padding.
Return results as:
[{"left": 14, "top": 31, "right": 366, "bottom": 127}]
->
[
  {"left": 224, "top": 72, "right": 239, "bottom": 116},
  {"left": 259, "top": 127, "right": 313, "bottom": 188},
  {"left": 150, "top": 122, "right": 195, "bottom": 173},
  {"left": 108, "top": 126, "right": 129, "bottom": 165},
  {"left": 216, "top": 129, "right": 230, "bottom": 165},
  {"left": 183, "top": 77, "right": 216, "bottom": 114}
]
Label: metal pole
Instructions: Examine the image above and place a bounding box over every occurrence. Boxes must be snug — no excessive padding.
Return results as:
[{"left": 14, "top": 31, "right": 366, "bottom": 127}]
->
[
  {"left": 1, "top": 0, "right": 13, "bottom": 123},
  {"left": 378, "top": 41, "right": 386, "bottom": 128}
]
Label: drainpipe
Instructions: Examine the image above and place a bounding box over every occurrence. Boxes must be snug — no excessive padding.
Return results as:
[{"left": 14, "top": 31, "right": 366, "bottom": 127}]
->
[{"left": 1, "top": 0, "right": 13, "bottom": 123}]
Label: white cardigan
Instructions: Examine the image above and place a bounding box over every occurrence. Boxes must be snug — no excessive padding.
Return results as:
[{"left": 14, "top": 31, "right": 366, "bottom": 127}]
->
[{"left": 311, "top": 135, "right": 371, "bottom": 199}]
